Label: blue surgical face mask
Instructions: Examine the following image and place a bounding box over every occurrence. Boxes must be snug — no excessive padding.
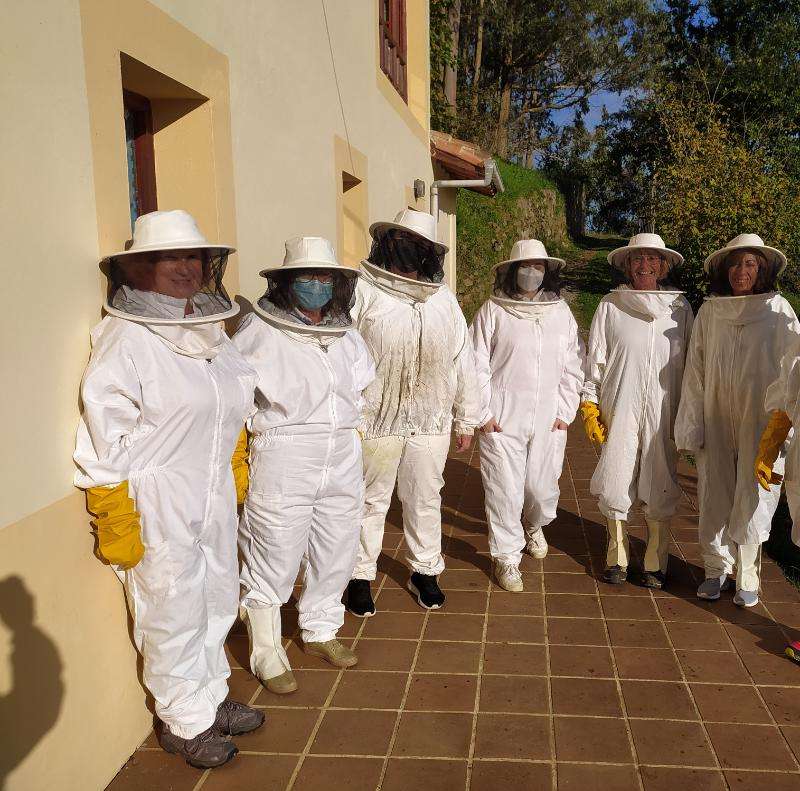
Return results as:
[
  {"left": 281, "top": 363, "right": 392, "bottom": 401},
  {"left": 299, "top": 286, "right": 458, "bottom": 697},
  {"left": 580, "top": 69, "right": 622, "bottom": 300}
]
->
[{"left": 292, "top": 278, "right": 333, "bottom": 309}]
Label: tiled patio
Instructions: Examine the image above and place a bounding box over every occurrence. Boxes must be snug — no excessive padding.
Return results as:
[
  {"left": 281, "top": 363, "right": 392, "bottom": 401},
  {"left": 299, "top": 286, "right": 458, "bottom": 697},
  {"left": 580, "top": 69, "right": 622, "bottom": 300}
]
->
[{"left": 108, "top": 426, "right": 800, "bottom": 791}]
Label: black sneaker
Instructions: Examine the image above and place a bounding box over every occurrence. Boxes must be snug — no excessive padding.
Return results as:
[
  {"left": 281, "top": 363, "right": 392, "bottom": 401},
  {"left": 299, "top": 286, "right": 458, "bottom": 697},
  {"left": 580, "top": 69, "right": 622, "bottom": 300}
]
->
[
  {"left": 408, "top": 572, "right": 445, "bottom": 609},
  {"left": 640, "top": 570, "right": 666, "bottom": 589},
  {"left": 159, "top": 723, "right": 238, "bottom": 768},
  {"left": 214, "top": 699, "right": 265, "bottom": 736},
  {"left": 602, "top": 565, "right": 627, "bottom": 585},
  {"left": 346, "top": 579, "right": 376, "bottom": 617}
]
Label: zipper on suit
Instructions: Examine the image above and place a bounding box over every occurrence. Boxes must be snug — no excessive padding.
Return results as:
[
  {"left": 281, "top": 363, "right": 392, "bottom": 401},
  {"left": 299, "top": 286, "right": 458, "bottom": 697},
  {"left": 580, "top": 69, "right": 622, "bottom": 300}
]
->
[
  {"left": 407, "top": 303, "right": 423, "bottom": 434},
  {"left": 317, "top": 347, "right": 338, "bottom": 492},
  {"left": 200, "top": 360, "right": 223, "bottom": 538},
  {"left": 531, "top": 317, "right": 542, "bottom": 436},
  {"left": 638, "top": 320, "right": 656, "bottom": 437},
  {"left": 728, "top": 325, "right": 742, "bottom": 446}
]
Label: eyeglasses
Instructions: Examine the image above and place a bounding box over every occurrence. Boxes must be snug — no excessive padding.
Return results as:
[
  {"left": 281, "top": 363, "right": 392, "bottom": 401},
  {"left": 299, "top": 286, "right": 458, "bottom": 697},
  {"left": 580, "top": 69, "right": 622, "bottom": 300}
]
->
[{"left": 295, "top": 273, "right": 333, "bottom": 284}]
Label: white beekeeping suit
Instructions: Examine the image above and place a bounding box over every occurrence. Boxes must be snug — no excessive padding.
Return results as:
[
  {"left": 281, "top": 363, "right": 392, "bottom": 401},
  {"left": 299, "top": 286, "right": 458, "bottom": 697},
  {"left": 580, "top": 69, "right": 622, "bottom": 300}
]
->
[
  {"left": 74, "top": 211, "right": 262, "bottom": 767},
  {"left": 347, "top": 209, "right": 480, "bottom": 615},
  {"left": 470, "top": 239, "right": 584, "bottom": 592},
  {"left": 764, "top": 338, "right": 800, "bottom": 545},
  {"left": 675, "top": 235, "right": 800, "bottom": 605},
  {"left": 582, "top": 233, "right": 692, "bottom": 588},
  {"left": 235, "top": 237, "right": 375, "bottom": 691}
]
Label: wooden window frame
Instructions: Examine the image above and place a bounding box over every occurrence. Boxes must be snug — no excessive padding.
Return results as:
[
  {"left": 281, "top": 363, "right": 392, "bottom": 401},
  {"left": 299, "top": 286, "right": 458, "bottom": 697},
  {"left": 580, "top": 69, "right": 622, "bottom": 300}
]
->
[
  {"left": 123, "top": 89, "right": 157, "bottom": 217},
  {"left": 379, "top": 0, "right": 407, "bottom": 101}
]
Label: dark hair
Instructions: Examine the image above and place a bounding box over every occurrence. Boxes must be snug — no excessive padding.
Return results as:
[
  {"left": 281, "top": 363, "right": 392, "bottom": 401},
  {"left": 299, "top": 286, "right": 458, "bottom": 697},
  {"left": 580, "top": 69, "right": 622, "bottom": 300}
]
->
[
  {"left": 107, "top": 249, "right": 232, "bottom": 314},
  {"left": 494, "top": 261, "right": 564, "bottom": 298},
  {"left": 368, "top": 229, "right": 445, "bottom": 283},
  {"left": 265, "top": 268, "right": 355, "bottom": 318},
  {"left": 708, "top": 250, "right": 777, "bottom": 296}
]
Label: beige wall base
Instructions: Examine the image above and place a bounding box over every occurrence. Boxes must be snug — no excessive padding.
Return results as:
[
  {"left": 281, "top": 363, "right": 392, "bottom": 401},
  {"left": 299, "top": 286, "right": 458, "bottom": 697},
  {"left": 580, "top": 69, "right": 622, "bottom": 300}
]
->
[{"left": 0, "top": 494, "right": 150, "bottom": 791}]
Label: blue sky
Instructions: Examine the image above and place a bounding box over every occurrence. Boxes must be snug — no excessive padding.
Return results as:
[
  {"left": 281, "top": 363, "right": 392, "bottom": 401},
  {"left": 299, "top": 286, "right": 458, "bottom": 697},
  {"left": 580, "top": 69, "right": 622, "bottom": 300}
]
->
[{"left": 550, "top": 89, "right": 630, "bottom": 130}]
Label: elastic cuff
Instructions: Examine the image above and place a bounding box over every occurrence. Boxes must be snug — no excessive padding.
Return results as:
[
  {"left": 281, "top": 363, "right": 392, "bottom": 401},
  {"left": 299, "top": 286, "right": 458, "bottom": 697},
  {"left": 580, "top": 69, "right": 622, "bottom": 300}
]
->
[
  {"left": 492, "top": 552, "right": 523, "bottom": 565},
  {"left": 453, "top": 422, "right": 478, "bottom": 435},
  {"left": 302, "top": 630, "right": 338, "bottom": 645},
  {"left": 350, "top": 567, "right": 377, "bottom": 582},
  {"left": 409, "top": 557, "right": 446, "bottom": 577}
]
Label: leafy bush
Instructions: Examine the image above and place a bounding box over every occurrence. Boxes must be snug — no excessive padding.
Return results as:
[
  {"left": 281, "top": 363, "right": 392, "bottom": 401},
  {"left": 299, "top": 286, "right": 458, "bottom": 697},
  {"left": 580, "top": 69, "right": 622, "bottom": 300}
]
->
[
  {"left": 651, "top": 98, "right": 800, "bottom": 308},
  {"left": 455, "top": 160, "right": 574, "bottom": 322}
]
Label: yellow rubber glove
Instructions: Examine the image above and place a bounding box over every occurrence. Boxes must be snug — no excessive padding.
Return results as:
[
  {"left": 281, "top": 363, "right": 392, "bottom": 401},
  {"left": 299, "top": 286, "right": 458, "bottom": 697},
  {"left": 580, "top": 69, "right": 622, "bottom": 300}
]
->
[
  {"left": 755, "top": 410, "right": 792, "bottom": 490},
  {"left": 580, "top": 401, "right": 607, "bottom": 445},
  {"left": 231, "top": 427, "right": 250, "bottom": 507},
  {"left": 86, "top": 481, "right": 144, "bottom": 570}
]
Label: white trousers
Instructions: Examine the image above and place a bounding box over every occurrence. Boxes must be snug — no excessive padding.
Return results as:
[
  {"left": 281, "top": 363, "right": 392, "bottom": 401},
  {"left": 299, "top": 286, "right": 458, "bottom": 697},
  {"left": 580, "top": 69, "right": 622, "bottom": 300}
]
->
[
  {"left": 121, "top": 500, "right": 238, "bottom": 739},
  {"left": 240, "top": 429, "right": 364, "bottom": 644},
  {"left": 703, "top": 541, "right": 761, "bottom": 592},
  {"left": 696, "top": 450, "right": 780, "bottom": 576},
  {"left": 479, "top": 428, "right": 568, "bottom": 564},
  {"left": 352, "top": 433, "right": 451, "bottom": 580},
  {"left": 595, "top": 441, "right": 681, "bottom": 522}
]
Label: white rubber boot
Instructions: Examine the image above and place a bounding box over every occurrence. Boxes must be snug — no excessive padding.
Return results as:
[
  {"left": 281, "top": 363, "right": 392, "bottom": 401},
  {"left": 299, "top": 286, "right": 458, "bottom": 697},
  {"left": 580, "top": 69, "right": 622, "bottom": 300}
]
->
[
  {"left": 241, "top": 603, "right": 297, "bottom": 694},
  {"left": 734, "top": 543, "right": 761, "bottom": 607}
]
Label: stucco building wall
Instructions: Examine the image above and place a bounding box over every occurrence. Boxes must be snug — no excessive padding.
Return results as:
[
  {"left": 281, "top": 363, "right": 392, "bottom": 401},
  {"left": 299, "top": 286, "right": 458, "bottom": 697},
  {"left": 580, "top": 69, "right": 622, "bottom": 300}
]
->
[{"left": 0, "top": 2, "right": 432, "bottom": 789}]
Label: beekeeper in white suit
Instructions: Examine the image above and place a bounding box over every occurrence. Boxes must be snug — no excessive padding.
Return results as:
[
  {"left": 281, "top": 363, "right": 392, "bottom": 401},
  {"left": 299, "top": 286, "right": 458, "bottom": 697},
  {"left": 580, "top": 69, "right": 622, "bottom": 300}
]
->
[
  {"left": 582, "top": 233, "right": 693, "bottom": 588},
  {"left": 74, "top": 210, "right": 264, "bottom": 768},
  {"left": 346, "top": 209, "right": 480, "bottom": 616},
  {"left": 234, "top": 237, "right": 375, "bottom": 692},
  {"left": 470, "top": 239, "right": 584, "bottom": 591},
  {"left": 676, "top": 234, "right": 800, "bottom": 606}
]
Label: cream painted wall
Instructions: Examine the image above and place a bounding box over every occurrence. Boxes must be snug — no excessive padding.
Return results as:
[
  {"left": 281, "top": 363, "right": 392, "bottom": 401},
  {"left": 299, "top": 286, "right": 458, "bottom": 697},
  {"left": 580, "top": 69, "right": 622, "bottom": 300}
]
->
[
  {"left": 1, "top": 1, "right": 434, "bottom": 789},
  {"left": 149, "top": 0, "right": 433, "bottom": 300},
  {"left": 0, "top": 4, "right": 152, "bottom": 790},
  {"left": 0, "top": 0, "right": 102, "bottom": 528}
]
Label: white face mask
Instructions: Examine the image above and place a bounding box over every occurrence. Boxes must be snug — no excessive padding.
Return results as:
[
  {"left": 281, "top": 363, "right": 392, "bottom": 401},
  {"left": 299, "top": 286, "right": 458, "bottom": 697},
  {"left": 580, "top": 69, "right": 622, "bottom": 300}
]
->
[{"left": 517, "top": 266, "right": 545, "bottom": 292}]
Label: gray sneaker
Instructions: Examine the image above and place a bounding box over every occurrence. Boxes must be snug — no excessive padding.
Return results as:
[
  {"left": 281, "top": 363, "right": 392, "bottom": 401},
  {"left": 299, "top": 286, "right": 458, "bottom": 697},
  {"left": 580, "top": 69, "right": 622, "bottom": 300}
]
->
[
  {"left": 159, "top": 724, "right": 238, "bottom": 768},
  {"left": 214, "top": 699, "right": 265, "bottom": 736},
  {"left": 697, "top": 574, "right": 731, "bottom": 601},
  {"left": 733, "top": 589, "right": 759, "bottom": 608}
]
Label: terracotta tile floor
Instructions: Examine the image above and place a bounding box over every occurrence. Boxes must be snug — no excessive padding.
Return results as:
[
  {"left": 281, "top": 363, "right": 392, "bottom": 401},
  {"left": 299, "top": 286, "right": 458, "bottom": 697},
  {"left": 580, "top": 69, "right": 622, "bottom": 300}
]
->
[{"left": 107, "top": 427, "right": 800, "bottom": 790}]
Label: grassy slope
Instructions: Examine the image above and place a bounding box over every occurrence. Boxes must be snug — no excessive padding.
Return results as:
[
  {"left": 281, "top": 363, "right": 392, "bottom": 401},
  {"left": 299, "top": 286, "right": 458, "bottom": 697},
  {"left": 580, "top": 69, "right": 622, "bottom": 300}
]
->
[{"left": 455, "top": 160, "right": 576, "bottom": 323}]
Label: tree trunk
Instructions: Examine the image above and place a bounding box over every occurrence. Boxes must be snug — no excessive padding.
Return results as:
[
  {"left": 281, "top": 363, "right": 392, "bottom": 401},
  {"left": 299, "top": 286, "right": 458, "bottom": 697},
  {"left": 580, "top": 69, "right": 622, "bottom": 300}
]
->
[
  {"left": 443, "top": 0, "right": 461, "bottom": 112},
  {"left": 470, "top": 0, "right": 484, "bottom": 114},
  {"left": 564, "top": 180, "right": 587, "bottom": 238},
  {"left": 496, "top": 77, "right": 512, "bottom": 157},
  {"left": 495, "top": 33, "right": 514, "bottom": 158}
]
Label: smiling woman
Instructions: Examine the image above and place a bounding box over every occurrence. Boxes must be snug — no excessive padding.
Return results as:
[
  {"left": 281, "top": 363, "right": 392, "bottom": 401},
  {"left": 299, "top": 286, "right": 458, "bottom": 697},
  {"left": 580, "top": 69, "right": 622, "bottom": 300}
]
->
[{"left": 104, "top": 211, "right": 236, "bottom": 323}]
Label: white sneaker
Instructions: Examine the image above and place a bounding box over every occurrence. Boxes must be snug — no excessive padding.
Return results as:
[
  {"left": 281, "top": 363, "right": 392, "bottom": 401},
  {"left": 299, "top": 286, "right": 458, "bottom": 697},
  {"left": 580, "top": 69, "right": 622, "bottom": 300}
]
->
[
  {"left": 524, "top": 529, "right": 548, "bottom": 559},
  {"left": 495, "top": 561, "right": 524, "bottom": 592},
  {"left": 697, "top": 574, "right": 730, "bottom": 601},
  {"left": 734, "top": 589, "right": 759, "bottom": 608}
]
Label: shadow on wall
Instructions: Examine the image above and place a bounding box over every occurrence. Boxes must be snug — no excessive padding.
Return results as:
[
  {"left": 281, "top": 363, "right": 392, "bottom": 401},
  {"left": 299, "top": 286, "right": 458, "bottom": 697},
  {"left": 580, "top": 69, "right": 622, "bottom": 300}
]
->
[{"left": 0, "top": 576, "right": 64, "bottom": 790}]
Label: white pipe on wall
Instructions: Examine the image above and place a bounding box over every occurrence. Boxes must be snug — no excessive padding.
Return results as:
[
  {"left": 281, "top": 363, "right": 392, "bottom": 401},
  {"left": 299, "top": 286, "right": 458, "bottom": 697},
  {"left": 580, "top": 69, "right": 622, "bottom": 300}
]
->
[{"left": 429, "top": 158, "right": 504, "bottom": 229}]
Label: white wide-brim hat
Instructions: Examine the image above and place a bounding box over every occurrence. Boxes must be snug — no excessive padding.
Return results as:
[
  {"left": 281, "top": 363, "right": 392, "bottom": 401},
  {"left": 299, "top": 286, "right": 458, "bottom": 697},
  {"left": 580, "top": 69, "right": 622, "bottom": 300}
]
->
[
  {"left": 102, "top": 210, "right": 234, "bottom": 261},
  {"left": 703, "top": 233, "right": 787, "bottom": 274},
  {"left": 492, "top": 238, "right": 566, "bottom": 272},
  {"left": 369, "top": 208, "right": 449, "bottom": 254},
  {"left": 608, "top": 233, "right": 683, "bottom": 270},
  {"left": 259, "top": 236, "right": 360, "bottom": 277}
]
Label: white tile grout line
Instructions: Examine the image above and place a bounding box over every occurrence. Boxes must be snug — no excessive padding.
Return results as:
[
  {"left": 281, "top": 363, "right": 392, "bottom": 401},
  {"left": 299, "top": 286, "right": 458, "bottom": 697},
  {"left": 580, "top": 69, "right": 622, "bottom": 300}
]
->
[
  {"left": 570, "top": 452, "right": 645, "bottom": 791},
  {"left": 172, "top": 432, "right": 800, "bottom": 791},
  {"left": 464, "top": 508, "right": 491, "bottom": 786},
  {"left": 283, "top": 535, "right": 402, "bottom": 791},
  {"left": 372, "top": 588, "right": 431, "bottom": 787}
]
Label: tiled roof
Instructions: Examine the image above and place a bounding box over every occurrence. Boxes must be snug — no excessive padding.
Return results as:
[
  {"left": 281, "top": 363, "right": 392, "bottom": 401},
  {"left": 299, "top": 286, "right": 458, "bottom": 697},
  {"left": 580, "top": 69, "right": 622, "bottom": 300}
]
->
[{"left": 430, "top": 130, "right": 498, "bottom": 195}]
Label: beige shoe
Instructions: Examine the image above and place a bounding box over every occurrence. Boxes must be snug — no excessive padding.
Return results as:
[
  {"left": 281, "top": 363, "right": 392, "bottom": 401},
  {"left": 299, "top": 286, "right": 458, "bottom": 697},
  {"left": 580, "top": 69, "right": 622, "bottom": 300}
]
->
[
  {"left": 524, "top": 529, "right": 549, "bottom": 559},
  {"left": 495, "top": 561, "right": 524, "bottom": 592},
  {"left": 265, "top": 669, "right": 298, "bottom": 695},
  {"left": 304, "top": 639, "right": 358, "bottom": 668}
]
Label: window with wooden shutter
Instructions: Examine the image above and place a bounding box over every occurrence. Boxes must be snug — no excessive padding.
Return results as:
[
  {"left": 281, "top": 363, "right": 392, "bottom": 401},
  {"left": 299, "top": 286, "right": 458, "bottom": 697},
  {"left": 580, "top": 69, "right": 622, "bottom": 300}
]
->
[
  {"left": 379, "top": 0, "right": 407, "bottom": 101},
  {"left": 123, "top": 89, "right": 157, "bottom": 228}
]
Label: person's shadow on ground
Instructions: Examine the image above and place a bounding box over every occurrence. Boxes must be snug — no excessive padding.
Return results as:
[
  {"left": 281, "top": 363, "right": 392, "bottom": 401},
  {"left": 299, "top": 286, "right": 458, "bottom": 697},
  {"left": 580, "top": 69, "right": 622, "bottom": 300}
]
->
[{"left": 0, "top": 576, "right": 64, "bottom": 790}]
